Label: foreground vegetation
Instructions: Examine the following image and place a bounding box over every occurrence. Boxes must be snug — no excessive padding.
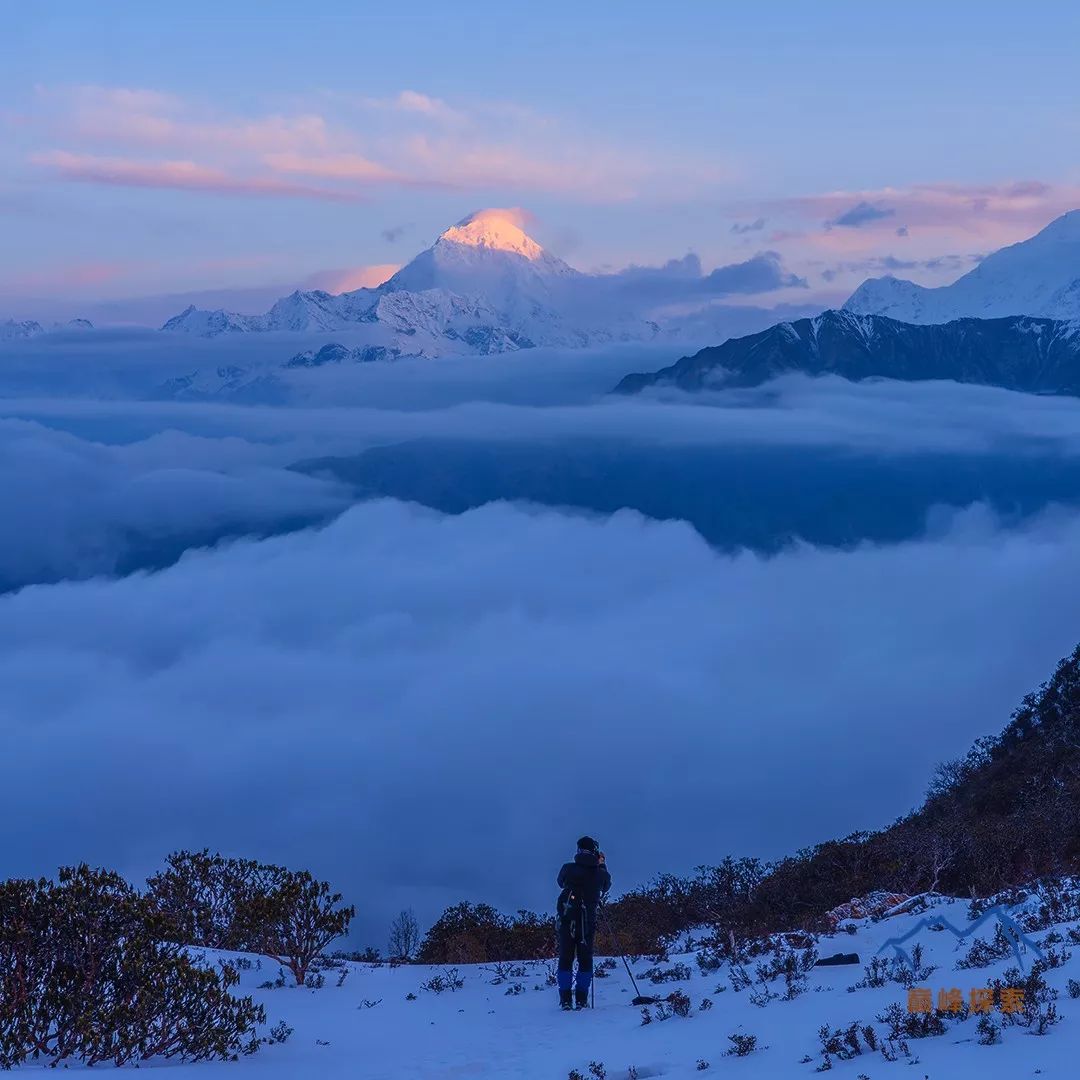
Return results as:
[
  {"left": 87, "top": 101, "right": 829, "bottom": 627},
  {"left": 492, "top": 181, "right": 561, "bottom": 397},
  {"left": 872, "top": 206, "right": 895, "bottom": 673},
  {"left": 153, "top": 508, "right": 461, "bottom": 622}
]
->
[{"left": 0, "top": 856, "right": 352, "bottom": 1068}]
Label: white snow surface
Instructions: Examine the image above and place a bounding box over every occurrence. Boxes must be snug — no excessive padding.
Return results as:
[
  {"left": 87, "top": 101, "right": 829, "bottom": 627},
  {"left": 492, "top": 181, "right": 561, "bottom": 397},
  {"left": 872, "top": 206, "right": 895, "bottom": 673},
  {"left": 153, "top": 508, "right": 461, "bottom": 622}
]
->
[
  {"left": 845, "top": 209, "right": 1080, "bottom": 323},
  {"left": 18, "top": 895, "right": 1078, "bottom": 1077}
]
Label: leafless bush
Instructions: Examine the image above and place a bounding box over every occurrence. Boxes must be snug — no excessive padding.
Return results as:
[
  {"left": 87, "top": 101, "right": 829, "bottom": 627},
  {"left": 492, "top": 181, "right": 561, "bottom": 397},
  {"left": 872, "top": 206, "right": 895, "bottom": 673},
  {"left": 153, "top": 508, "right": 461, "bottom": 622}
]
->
[
  {"left": 389, "top": 909, "right": 420, "bottom": 961},
  {"left": 419, "top": 967, "right": 465, "bottom": 994}
]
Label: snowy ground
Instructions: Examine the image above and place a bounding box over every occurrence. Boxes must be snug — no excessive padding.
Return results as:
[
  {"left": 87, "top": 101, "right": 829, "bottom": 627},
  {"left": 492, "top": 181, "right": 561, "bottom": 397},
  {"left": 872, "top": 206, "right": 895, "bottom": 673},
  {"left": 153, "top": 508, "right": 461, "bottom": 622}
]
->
[{"left": 17, "top": 896, "right": 1079, "bottom": 1077}]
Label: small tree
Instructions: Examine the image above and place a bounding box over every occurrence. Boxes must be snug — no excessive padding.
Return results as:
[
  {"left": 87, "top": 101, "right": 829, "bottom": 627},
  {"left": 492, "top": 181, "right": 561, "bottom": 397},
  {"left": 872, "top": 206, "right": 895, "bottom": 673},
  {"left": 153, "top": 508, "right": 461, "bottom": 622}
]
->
[
  {"left": 147, "top": 851, "right": 354, "bottom": 986},
  {"left": 389, "top": 909, "right": 420, "bottom": 961},
  {"left": 235, "top": 867, "right": 354, "bottom": 986},
  {"left": 147, "top": 849, "right": 270, "bottom": 950}
]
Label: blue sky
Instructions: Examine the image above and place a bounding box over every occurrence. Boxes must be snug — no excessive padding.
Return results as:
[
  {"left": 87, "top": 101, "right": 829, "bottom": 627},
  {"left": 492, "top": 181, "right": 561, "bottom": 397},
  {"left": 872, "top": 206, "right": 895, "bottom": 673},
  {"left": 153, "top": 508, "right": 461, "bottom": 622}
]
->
[{"left": 5, "top": 0, "right": 1080, "bottom": 319}]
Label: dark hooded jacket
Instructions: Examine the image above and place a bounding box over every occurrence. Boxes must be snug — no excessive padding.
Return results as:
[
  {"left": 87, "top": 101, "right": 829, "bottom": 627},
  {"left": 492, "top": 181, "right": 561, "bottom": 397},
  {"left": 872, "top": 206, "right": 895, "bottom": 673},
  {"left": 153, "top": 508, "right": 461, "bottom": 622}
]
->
[{"left": 557, "top": 851, "right": 611, "bottom": 917}]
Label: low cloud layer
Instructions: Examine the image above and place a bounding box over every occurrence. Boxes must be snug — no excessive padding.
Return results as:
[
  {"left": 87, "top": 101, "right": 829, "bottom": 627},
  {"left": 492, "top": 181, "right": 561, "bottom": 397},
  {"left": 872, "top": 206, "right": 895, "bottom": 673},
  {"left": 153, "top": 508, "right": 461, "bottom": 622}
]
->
[
  {"left": 3, "top": 497, "right": 1079, "bottom": 943},
  {"left": 6, "top": 353, "right": 1080, "bottom": 593},
  {"left": 6, "top": 337, "right": 1080, "bottom": 944},
  {"left": 0, "top": 418, "right": 347, "bottom": 591}
]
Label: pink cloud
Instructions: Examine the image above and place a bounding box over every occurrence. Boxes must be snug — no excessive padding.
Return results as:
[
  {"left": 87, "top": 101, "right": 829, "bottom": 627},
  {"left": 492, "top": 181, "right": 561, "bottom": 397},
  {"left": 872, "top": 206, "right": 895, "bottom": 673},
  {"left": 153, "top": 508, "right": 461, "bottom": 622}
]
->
[
  {"left": 45, "top": 85, "right": 331, "bottom": 156},
  {"left": 1, "top": 260, "right": 133, "bottom": 293},
  {"left": 764, "top": 181, "right": 1080, "bottom": 240},
  {"left": 302, "top": 264, "right": 400, "bottom": 291},
  {"left": 732, "top": 179, "right": 1080, "bottom": 301},
  {"left": 33, "top": 150, "right": 367, "bottom": 202},
  {"left": 27, "top": 83, "right": 712, "bottom": 203},
  {"left": 394, "top": 90, "right": 460, "bottom": 120},
  {"left": 398, "top": 135, "right": 640, "bottom": 198},
  {"left": 263, "top": 151, "right": 406, "bottom": 183}
]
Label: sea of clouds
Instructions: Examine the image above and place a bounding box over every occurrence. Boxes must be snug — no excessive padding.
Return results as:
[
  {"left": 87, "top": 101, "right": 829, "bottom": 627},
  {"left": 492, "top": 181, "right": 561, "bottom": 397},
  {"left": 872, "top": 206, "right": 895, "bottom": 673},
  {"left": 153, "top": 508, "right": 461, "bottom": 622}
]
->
[{"left": 4, "top": 336, "right": 1080, "bottom": 941}]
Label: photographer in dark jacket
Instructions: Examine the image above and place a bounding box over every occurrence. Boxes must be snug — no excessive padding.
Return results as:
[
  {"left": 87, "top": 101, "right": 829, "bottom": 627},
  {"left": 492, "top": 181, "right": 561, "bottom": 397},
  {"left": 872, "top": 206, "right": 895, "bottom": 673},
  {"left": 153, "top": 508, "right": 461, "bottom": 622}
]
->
[{"left": 555, "top": 836, "right": 611, "bottom": 1010}]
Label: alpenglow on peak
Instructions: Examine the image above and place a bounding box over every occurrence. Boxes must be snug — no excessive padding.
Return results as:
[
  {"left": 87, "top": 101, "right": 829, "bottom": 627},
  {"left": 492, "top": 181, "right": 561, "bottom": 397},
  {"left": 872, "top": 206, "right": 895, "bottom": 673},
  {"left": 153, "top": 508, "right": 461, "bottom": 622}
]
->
[{"left": 437, "top": 208, "right": 546, "bottom": 260}]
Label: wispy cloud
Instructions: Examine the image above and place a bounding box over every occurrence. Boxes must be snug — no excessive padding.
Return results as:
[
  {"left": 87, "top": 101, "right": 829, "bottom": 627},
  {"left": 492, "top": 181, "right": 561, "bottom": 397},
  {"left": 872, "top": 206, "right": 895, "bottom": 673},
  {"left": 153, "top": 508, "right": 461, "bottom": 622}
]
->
[
  {"left": 730, "top": 217, "right": 766, "bottom": 234},
  {"left": 0, "top": 259, "right": 134, "bottom": 294},
  {"left": 819, "top": 252, "right": 975, "bottom": 282},
  {"left": 32, "top": 150, "right": 368, "bottom": 202},
  {"left": 765, "top": 180, "right": 1080, "bottom": 240},
  {"left": 383, "top": 90, "right": 463, "bottom": 122},
  {"left": 24, "top": 84, "right": 723, "bottom": 204},
  {"left": 260, "top": 151, "right": 410, "bottom": 183}
]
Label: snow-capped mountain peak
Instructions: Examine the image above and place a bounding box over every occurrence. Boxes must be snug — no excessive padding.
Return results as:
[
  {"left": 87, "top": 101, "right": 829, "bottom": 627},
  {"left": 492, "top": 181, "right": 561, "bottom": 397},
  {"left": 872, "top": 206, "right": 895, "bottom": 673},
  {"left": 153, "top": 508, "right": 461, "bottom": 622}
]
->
[
  {"left": 845, "top": 209, "right": 1080, "bottom": 324},
  {"left": 437, "top": 208, "right": 547, "bottom": 260},
  {"left": 382, "top": 207, "right": 576, "bottom": 297}
]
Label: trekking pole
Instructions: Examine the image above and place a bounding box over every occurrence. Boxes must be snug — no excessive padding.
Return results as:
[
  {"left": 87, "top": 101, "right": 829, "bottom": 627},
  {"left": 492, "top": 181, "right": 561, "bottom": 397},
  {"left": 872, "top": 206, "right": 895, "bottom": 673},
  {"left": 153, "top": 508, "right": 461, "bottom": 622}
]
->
[
  {"left": 592, "top": 899, "right": 602, "bottom": 1009},
  {"left": 588, "top": 898, "right": 601, "bottom": 1009},
  {"left": 599, "top": 898, "right": 659, "bottom": 1006}
]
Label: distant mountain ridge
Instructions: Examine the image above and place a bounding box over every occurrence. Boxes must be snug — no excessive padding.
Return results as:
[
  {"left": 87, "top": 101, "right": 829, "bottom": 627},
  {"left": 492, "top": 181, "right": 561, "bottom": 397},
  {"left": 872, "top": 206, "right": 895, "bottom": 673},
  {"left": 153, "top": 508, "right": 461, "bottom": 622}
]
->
[
  {"left": 845, "top": 209, "right": 1080, "bottom": 323},
  {"left": 0, "top": 318, "right": 93, "bottom": 341},
  {"left": 161, "top": 209, "right": 649, "bottom": 351},
  {"left": 614, "top": 309, "right": 1080, "bottom": 395}
]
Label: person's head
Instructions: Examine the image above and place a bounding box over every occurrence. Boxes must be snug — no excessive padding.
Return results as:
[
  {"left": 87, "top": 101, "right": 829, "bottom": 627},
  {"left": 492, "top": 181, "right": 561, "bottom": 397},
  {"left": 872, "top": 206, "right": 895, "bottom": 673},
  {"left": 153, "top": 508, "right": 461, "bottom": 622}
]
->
[{"left": 576, "top": 835, "right": 599, "bottom": 855}]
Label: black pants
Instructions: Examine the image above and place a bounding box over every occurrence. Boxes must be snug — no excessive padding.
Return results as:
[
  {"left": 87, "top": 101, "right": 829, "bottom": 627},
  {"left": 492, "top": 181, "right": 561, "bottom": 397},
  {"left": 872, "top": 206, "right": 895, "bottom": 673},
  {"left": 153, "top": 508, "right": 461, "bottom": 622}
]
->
[{"left": 557, "top": 916, "right": 595, "bottom": 992}]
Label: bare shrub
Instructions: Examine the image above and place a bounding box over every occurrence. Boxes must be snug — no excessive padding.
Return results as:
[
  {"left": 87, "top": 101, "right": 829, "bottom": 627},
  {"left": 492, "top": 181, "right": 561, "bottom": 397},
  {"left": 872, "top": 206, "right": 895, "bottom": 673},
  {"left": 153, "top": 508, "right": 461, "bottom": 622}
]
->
[
  {"left": 388, "top": 909, "right": 420, "bottom": 961},
  {"left": 420, "top": 967, "right": 465, "bottom": 994},
  {"left": 725, "top": 1033, "right": 759, "bottom": 1056}
]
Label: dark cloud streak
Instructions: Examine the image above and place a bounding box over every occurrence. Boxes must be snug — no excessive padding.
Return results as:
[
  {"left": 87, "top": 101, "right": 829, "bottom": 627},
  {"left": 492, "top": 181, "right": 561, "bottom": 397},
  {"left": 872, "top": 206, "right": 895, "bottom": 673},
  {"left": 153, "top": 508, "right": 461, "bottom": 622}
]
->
[{"left": 826, "top": 200, "right": 896, "bottom": 228}]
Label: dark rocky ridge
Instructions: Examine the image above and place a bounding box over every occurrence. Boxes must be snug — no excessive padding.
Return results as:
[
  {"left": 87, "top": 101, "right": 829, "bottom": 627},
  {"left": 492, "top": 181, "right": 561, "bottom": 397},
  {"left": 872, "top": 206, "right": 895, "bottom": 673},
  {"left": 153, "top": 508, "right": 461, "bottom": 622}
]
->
[{"left": 614, "top": 310, "right": 1080, "bottom": 395}]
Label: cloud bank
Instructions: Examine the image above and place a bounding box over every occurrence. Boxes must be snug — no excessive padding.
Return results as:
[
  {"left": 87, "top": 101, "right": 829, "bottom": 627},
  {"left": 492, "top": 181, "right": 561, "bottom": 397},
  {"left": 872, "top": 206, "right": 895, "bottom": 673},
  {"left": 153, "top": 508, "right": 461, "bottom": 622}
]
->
[
  {"left": 0, "top": 418, "right": 348, "bottom": 591},
  {"left": 3, "top": 497, "right": 1079, "bottom": 943},
  {"left": 5, "top": 338, "right": 1080, "bottom": 943}
]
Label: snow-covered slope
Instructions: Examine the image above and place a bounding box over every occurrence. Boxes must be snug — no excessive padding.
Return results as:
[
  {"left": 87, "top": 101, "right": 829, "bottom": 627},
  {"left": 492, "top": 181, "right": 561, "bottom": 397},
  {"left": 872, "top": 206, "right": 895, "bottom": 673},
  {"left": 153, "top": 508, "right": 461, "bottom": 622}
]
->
[
  {"left": 161, "top": 306, "right": 268, "bottom": 334},
  {"left": 845, "top": 209, "right": 1080, "bottom": 323},
  {"left": 382, "top": 208, "right": 579, "bottom": 317},
  {"left": 113, "top": 887, "right": 1080, "bottom": 1079}
]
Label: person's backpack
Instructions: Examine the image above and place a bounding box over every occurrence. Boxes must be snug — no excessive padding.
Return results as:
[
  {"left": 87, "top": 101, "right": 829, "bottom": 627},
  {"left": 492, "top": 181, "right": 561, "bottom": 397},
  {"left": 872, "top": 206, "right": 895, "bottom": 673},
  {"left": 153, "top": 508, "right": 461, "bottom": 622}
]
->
[{"left": 557, "top": 887, "right": 588, "bottom": 944}]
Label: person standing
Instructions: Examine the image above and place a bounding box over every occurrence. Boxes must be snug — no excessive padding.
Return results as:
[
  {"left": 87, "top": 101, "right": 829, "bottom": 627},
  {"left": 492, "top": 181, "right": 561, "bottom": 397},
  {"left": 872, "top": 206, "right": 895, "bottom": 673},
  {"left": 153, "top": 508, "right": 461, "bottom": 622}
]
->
[{"left": 555, "top": 836, "right": 611, "bottom": 1010}]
